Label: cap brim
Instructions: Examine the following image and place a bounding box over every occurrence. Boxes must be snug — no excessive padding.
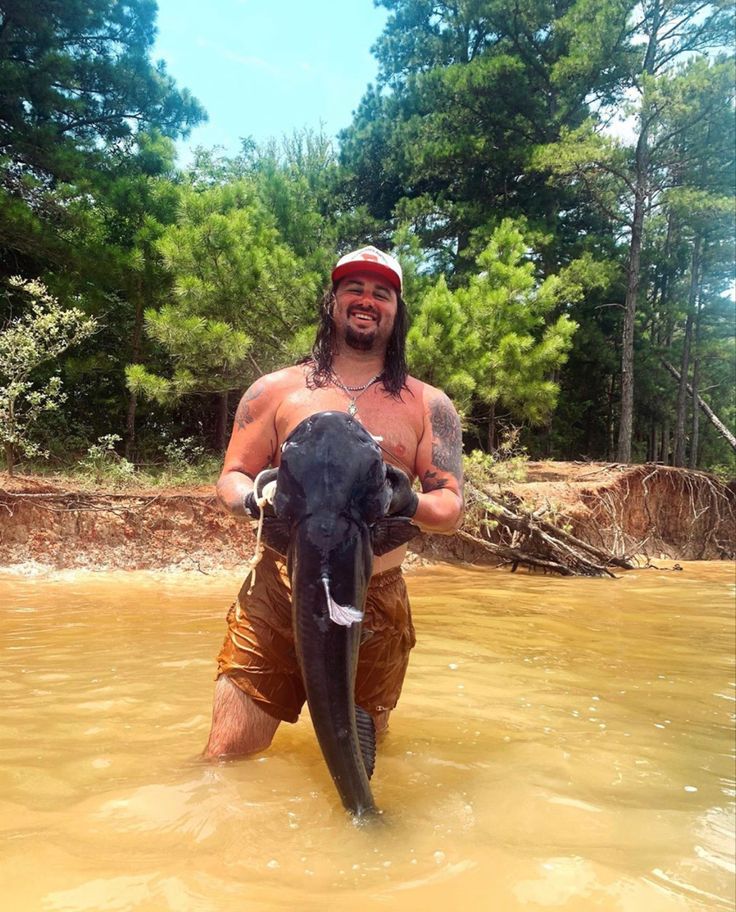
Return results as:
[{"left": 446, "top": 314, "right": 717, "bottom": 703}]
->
[{"left": 332, "top": 261, "right": 401, "bottom": 293}]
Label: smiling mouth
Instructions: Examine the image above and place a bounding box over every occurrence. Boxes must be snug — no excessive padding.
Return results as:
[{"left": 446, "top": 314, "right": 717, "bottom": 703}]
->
[{"left": 348, "top": 308, "right": 379, "bottom": 326}]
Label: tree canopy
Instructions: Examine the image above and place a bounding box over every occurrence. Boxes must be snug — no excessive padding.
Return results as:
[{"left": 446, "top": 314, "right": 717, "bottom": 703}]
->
[{"left": 0, "top": 0, "right": 733, "bottom": 475}]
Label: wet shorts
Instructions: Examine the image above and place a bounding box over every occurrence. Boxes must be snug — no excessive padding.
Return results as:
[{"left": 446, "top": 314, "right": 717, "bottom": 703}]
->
[{"left": 215, "top": 548, "right": 416, "bottom": 723}]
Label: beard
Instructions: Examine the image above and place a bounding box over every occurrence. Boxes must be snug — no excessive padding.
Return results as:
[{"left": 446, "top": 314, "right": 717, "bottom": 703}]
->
[{"left": 344, "top": 324, "right": 377, "bottom": 351}]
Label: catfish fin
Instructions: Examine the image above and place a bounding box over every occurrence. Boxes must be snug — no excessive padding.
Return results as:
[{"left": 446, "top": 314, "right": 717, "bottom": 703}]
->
[
  {"left": 355, "top": 705, "right": 377, "bottom": 780},
  {"left": 261, "top": 517, "right": 290, "bottom": 556},
  {"left": 370, "top": 517, "right": 421, "bottom": 556}
]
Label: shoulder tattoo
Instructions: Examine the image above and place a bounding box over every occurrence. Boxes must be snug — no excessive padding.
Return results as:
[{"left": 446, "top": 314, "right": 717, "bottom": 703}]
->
[
  {"left": 235, "top": 382, "right": 265, "bottom": 430},
  {"left": 429, "top": 395, "right": 463, "bottom": 481}
]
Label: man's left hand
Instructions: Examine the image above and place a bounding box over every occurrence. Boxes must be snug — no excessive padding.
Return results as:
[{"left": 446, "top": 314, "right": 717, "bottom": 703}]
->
[{"left": 385, "top": 464, "right": 418, "bottom": 517}]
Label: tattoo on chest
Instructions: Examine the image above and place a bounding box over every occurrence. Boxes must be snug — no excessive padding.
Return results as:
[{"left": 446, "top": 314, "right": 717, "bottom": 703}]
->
[
  {"left": 235, "top": 383, "right": 264, "bottom": 430},
  {"left": 430, "top": 397, "right": 462, "bottom": 480}
]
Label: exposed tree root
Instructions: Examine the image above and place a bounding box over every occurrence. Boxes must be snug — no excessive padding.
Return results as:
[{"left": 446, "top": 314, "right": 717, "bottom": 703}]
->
[
  {"left": 577, "top": 465, "right": 735, "bottom": 561},
  {"left": 458, "top": 463, "right": 734, "bottom": 575},
  {"left": 462, "top": 481, "right": 629, "bottom": 577}
]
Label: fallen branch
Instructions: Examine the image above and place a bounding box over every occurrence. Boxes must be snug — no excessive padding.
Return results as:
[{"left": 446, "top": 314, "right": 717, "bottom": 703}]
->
[
  {"left": 462, "top": 481, "right": 624, "bottom": 577},
  {"left": 456, "top": 530, "right": 578, "bottom": 575},
  {"left": 662, "top": 360, "right": 736, "bottom": 452}
]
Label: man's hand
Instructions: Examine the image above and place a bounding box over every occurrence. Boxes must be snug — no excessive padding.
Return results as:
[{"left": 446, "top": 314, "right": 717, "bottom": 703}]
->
[
  {"left": 243, "top": 469, "right": 279, "bottom": 519},
  {"left": 385, "top": 464, "right": 418, "bottom": 518}
]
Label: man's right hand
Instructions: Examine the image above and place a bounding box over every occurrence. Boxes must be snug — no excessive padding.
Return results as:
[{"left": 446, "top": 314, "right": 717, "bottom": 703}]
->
[{"left": 243, "top": 469, "right": 279, "bottom": 519}]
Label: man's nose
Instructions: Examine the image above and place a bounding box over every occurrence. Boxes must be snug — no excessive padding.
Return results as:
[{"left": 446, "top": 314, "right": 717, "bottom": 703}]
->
[{"left": 355, "top": 295, "right": 378, "bottom": 308}]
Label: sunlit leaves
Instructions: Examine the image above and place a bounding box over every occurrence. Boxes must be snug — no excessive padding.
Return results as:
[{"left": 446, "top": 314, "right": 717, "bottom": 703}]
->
[{"left": 0, "top": 278, "right": 96, "bottom": 469}]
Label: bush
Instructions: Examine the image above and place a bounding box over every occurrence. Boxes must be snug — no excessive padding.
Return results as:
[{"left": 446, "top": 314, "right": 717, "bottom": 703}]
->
[
  {"left": 460, "top": 428, "right": 529, "bottom": 536},
  {"left": 79, "top": 435, "right": 137, "bottom": 487}
]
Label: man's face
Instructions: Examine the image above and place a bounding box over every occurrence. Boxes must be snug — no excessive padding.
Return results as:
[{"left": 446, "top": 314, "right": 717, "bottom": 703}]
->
[{"left": 333, "top": 271, "right": 398, "bottom": 353}]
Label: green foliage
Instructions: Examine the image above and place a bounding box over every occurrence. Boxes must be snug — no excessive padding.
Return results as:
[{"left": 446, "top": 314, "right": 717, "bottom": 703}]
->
[
  {"left": 408, "top": 219, "right": 581, "bottom": 445},
  {"left": 130, "top": 306, "right": 253, "bottom": 402},
  {"left": 469, "top": 220, "right": 577, "bottom": 422},
  {"left": 74, "top": 432, "right": 219, "bottom": 488},
  {"left": 463, "top": 433, "right": 529, "bottom": 490},
  {"left": 78, "top": 434, "right": 137, "bottom": 486},
  {"left": 342, "top": 0, "right": 634, "bottom": 268},
  {"left": 137, "top": 180, "right": 321, "bottom": 404},
  {"left": 461, "top": 428, "right": 529, "bottom": 535},
  {"left": 0, "top": 0, "right": 204, "bottom": 174},
  {"left": 0, "top": 278, "right": 97, "bottom": 471},
  {"left": 0, "top": 0, "right": 733, "bottom": 475},
  {"left": 0, "top": 0, "right": 204, "bottom": 280},
  {"left": 406, "top": 275, "right": 481, "bottom": 412}
]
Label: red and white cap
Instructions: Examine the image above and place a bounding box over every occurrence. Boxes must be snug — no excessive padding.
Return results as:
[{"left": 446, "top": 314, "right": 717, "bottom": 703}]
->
[{"left": 331, "top": 245, "right": 403, "bottom": 294}]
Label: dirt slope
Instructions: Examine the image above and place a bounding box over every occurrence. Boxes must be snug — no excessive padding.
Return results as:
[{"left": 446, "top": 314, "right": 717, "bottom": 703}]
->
[{"left": 0, "top": 462, "right": 733, "bottom": 572}]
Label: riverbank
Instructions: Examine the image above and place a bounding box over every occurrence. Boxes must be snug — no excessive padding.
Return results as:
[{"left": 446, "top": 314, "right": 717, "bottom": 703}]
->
[{"left": 0, "top": 462, "right": 733, "bottom": 572}]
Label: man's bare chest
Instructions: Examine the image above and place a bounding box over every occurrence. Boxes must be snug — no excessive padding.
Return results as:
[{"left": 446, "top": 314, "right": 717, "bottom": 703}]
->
[{"left": 274, "top": 384, "right": 421, "bottom": 477}]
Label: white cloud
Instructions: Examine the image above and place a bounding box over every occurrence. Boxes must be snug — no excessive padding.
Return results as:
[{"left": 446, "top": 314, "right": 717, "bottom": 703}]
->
[{"left": 193, "top": 36, "right": 281, "bottom": 77}]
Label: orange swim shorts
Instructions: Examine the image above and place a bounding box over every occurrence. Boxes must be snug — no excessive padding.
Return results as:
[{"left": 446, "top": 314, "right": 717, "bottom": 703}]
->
[{"left": 215, "top": 548, "right": 416, "bottom": 723}]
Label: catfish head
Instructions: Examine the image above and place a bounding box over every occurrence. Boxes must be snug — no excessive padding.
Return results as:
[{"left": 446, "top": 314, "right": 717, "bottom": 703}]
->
[
  {"left": 259, "top": 412, "right": 419, "bottom": 579},
  {"left": 273, "top": 411, "right": 415, "bottom": 615}
]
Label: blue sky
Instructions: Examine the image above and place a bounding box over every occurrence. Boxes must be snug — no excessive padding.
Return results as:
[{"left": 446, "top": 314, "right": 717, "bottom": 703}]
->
[{"left": 153, "top": 0, "right": 388, "bottom": 163}]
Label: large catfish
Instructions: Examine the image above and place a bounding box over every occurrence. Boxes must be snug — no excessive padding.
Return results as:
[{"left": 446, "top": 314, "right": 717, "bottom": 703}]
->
[{"left": 264, "top": 411, "right": 418, "bottom": 816}]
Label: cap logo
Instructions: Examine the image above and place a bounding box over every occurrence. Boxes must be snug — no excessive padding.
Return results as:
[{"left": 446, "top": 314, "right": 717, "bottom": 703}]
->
[{"left": 331, "top": 245, "right": 403, "bottom": 293}]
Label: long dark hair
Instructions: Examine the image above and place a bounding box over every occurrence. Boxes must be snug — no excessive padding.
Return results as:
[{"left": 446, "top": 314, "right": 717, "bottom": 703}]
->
[{"left": 306, "top": 286, "right": 409, "bottom": 397}]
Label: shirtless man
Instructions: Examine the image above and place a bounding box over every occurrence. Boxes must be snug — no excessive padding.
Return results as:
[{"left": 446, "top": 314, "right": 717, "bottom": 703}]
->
[{"left": 204, "top": 245, "right": 464, "bottom": 759}]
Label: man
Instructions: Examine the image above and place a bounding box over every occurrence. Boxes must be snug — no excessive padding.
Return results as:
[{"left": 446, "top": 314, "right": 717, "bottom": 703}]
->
[{"left": 204, "top": 245, "right": 464, "bottom": 759}]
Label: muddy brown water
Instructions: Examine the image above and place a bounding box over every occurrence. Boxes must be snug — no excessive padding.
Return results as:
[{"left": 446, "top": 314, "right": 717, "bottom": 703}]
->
[{"left": 0, "top": 562, "right": 734, "bottom": 912}]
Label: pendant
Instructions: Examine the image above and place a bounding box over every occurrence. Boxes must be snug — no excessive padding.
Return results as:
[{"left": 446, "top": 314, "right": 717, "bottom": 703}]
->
[{"left": 348, "top": 402, "right": 357, "bottom": 416}]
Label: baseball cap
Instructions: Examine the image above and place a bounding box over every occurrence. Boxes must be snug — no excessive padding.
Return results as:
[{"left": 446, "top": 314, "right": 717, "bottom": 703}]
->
[{"left": 331, "top": 245, "right": 403, "bottom": 294}]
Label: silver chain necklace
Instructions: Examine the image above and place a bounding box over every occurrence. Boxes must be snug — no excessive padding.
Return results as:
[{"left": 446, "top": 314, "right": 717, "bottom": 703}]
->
[{"left": 330, "top": 371, "right": 382, "bottom": 417}]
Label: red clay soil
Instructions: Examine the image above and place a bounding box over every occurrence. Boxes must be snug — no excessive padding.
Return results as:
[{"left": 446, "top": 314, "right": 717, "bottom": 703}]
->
[
  {"left": 515, "top": 462, "right": 735, "bottom": 560},
  {"left": 0, "top": 474, "right": 247, "bottom": 572},
  {"left": 0, "top": 462, "right": 733, "bottom": 572}
]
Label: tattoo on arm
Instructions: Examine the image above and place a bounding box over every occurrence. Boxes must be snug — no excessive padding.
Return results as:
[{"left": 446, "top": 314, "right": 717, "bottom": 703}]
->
[
  {"left": 234, "top": 382, "right": 264, "bottom": 430},
  {"left": 429, "top": 396, "right": 463, "bottom": 481},
  {"left": 422, "top": 469, "right": 448, "bottom": 491}
]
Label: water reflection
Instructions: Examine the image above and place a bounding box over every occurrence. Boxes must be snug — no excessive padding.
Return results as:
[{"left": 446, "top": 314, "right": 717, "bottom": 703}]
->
[{"left": 0, "top": 562, "right": 733, "bottom": 911}]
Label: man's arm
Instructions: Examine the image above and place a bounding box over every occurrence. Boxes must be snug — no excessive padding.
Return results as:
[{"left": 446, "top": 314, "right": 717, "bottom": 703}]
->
[
  {"left": 216, "top": 378, "right": 278, "bottom": 517},
  {"left": 412, "top": 389, "right": 464, "bottom": 533}
]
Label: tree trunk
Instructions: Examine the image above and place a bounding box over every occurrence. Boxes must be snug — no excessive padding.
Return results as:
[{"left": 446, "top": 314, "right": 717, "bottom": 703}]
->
[
  {"left": 655, "top": 211, "right": 675, "bottom": 347},
  {"left": 124, "top": 271, "right": 147, "bottom": 461},
  {"left": 124, "top": 392, "right": 138, "bottom": 462},
  {"left": 674, "top": 237, "right": 700, "bottom": 466},
  {"left": 648, "top": 422, "right": 657, "bottom": 462},
  {"left": 606, "top": 373, "right": 616, "bottom": 460},
  {"left": 4, "top": 442, "right": 15, "bottom": 476},
  {"left": 689, "top": 299, "right": 702, "bottom": 470},
  {"left": 616, "top": 149, "right": 648, "bottom": 464},
  {"left": 659, "top": 420, "right": 670, "bottom": 465},
  {"left": 616, "top": 2, "right": 660, "bottom": 464},
  {"left": 216, "top": 391, "right": 229, "bottom": 453},
  {"left": 487, "top": 400, "right": 496, "bottom": 453},
  {"left": 673, "top": 311, "right": 693, "bottom": 466}
]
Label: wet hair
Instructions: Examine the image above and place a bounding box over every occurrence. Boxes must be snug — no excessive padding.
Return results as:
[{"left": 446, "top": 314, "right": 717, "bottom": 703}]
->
[{"left": 306, "top": 285, "right": 409, "bottom": 397}]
